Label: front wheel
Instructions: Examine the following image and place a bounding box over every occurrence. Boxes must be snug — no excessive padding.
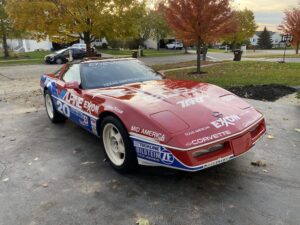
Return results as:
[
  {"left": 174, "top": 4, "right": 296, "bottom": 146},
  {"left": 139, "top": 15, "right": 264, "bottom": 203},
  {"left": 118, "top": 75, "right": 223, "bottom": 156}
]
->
[
  {"left": 100, "top": 116, "right": 138, "bottom": 173},
  {"left": 44, "top": 90, "right": 66, "bottom": 123},
  {"left": 55, "top": 58, "right": 63, "bottom": 64}
]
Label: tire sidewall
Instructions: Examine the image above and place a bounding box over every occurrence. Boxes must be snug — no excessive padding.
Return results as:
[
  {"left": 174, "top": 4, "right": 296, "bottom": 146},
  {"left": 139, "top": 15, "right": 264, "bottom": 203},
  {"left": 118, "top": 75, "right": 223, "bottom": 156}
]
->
[
  {"left": 44, "top": 90, "right": 66, "bottom": 123},
  {"left": 100, "top": 116, "right": 138, "bottom": 173}
]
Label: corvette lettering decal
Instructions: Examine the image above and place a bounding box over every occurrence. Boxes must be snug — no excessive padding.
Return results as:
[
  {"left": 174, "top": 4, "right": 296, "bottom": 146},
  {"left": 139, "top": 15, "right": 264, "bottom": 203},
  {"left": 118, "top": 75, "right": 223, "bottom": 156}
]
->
[
  {"left": 186, "top": 130, "right": 232, "bottom": 146},
  {"left": 131, "top": 126, "right": 165, "bottom": 142},
  {"left": 211, "top": 114, "right": 241, "bottom": 129},
  {"left": 177, "top": 96, "right": 207, "bottom": 108}
]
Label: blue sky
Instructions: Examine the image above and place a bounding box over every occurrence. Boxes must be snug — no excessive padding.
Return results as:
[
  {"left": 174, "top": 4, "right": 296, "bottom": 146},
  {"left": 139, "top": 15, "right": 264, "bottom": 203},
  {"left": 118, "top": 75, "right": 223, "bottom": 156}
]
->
[{"left": 233, "top": 0, "right": 299, "bottom": 31}]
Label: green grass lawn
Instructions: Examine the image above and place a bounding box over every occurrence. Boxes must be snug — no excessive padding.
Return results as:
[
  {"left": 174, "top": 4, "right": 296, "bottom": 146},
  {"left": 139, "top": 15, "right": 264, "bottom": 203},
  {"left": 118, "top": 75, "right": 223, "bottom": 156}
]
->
[
  {"left": 207, "top": 48, "right": 230, "bottom": 53},
  {"left": 100, "top": 49, "right": 185, "bottom": 57},
  {"left": 152, "top": 61, "right": 213, "bottom": 71},
  {"left": 245, "top": 54, "right": 300, "bottom": 59},
  {"left": 0, "top": 50, "right": 52, "bottom": 60},
  {"left": 0, "top": 50, "right": 52, "bottom": 66},
  {"left": 164, "top": 61, "right": 300, "bottom": 87}
]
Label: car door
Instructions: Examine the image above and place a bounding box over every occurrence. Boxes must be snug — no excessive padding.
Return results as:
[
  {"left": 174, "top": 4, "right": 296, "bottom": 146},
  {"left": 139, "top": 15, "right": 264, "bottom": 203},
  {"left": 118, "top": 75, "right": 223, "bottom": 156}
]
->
[{"left": 54, "top": 64, "right": 92, "bottom": 129}]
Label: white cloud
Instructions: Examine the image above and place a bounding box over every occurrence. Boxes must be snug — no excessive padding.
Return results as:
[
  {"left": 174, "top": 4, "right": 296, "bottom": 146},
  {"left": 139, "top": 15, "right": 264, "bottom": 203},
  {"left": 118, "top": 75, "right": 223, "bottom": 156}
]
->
[
  {"left": 232, "top": 0, "right": 299, "bottom": 31},
  {"left": 232, "top": 0, "right": 298, "bottom": 12}
]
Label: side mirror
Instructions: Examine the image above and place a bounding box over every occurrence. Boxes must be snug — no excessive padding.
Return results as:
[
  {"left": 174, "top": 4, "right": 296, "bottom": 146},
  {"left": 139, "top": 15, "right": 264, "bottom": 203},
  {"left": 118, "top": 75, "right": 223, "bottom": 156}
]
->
[{"left": 64, "top": 81, "right": 79, "bottom": 90}]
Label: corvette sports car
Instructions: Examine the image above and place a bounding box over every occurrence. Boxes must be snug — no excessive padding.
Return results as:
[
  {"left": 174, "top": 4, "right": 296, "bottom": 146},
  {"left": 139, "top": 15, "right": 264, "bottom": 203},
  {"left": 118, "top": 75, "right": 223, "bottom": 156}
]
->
[{"left": 41, "top": 58, "right": 266, "bottom": 173}]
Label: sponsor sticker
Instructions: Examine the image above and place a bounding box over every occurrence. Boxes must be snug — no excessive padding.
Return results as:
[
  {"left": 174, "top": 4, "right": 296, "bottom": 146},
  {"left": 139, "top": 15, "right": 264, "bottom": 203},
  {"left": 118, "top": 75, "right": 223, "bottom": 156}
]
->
[
  {"left": 211, "top": 114, "right": 241, "bottom": 129},
  {"left": 202, "top": 155, "right": 233, "bottom": 169},
  {"left": 91, "top": 118, "right": 98, "bottom": 135},
  {"left": 133, "top": 140, "right": 174, "bottom": 165},
  {"left": 63, "top": 92, "right": 100, "bottom": 114},
  {"left": 106, "top": 105, "right": 124, "bottom": 114},
  {"left": 184, "top": 126, "right": 210, "bottom": 136},
  {"left": 79, "top": 115, "right": 89, "bottom": 127},
  {"left": 131, "top": 126, "right": 165, "bottom": 142},
  {"left": 177, "top": 96, "right": 207, "bottom": 108}
]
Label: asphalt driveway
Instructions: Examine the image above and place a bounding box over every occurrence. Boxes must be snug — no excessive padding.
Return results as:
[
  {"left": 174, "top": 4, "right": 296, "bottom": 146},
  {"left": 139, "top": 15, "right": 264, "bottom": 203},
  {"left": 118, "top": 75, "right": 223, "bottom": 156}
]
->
[{"left": 0, "top": 98, "right": 299, "bottom": 225}]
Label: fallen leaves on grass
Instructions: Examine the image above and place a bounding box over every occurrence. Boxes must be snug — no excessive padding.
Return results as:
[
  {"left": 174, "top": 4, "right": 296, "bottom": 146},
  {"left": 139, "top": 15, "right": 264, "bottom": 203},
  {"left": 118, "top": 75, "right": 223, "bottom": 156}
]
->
[{"left": 136, "top": 218, "right": 150, "bottom": 225}]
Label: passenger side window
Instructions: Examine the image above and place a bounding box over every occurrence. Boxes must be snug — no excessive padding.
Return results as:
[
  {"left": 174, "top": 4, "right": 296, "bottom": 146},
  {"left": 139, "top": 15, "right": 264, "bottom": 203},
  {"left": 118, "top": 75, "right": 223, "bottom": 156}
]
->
[{"left": 62, "top": 64, "right": 81, "bottom": 84}]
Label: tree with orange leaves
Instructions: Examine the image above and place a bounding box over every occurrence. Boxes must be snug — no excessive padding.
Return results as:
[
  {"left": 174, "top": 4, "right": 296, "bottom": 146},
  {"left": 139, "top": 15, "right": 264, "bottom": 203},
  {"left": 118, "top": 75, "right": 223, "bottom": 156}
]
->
[
  {"left": 279, "top": 4, "right": 300, "bottom": 54},
  {"left": 161, "top": 0, "right": 236, "bottom": 73}
]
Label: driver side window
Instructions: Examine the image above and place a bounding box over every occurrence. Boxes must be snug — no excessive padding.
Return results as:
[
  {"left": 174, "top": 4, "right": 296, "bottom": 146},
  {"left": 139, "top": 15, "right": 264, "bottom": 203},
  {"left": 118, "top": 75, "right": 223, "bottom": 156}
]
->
[{"left": 62, "top": 64, "right": 81, "bottom": 84}]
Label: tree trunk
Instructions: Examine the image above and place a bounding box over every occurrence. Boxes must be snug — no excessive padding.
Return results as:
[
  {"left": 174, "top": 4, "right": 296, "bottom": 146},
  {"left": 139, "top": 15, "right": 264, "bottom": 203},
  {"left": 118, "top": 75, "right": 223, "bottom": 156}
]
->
[
  {"left": 83, "top": 31, "right": 92, "bottom": 56},
  {"left": 296, "top": 41, "right": 299, "bottom": 54},
  {"left": 156, "top": 34, "right": 160, "bottom": 51},
  {"left": 1, "top": 22, "right": 9, "bottom": 58},
  {"left": 196, "top": 37, "right": 201, "bottom": 74},
  {"left": 231, "top": 41, "right": 237, "bottom": 51},
  {"left": 184, "top": 46, "right": 188, "bottom": 54},
  {"left": 202, "top": 45, "right": 207, "bottom": 61},
  {"left": 2, "top": 32, "right": 9, "bottom": 58}
]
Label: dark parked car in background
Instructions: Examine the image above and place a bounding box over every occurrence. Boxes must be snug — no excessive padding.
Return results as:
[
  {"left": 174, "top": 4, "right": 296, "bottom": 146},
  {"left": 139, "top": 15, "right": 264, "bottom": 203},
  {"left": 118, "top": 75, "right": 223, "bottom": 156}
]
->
[{"left": 44, "top": 47, "right": 101, "bottom": 64}]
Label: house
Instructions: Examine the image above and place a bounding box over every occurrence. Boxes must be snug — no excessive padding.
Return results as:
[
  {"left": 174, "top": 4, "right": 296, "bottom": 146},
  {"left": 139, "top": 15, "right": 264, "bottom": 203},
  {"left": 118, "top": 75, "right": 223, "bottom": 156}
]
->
[
  {"left": 2, "top": 37, "right": 108, "bottom": 53},
  {"left": 250, "top": 31, "right": 285, "bottom": 48},
  {"left": 5, "top": 37, "right": 53, "bottom": 52},
  {"left": 144, "top": 35, "right": 183, "bottom": 49}
]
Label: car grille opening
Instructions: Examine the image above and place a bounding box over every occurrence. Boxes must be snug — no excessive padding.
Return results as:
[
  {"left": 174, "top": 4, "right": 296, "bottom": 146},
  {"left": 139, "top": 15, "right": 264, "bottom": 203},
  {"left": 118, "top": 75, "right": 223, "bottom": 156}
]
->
[
  {"left": 250, "top": 121, "right": 266, "bottom": 142},
  {"left": 192, "top": 143, "right": 224, "bottom": 158}
]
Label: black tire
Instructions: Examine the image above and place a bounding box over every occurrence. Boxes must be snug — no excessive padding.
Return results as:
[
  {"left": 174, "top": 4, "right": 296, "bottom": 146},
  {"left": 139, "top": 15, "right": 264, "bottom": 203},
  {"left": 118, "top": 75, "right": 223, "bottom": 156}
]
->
[
  {"left": 100, "top": 116, "right": 138, "bottom": 173},
  {"left": 44, "top": 90, "right": 66, "bottom": 123}
]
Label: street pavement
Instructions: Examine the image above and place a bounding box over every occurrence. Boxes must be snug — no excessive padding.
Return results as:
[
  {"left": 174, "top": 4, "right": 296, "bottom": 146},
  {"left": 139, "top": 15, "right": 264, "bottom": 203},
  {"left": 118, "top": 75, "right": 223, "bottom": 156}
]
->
[{"left": 0, "top": 98, "right": 299, "bottom": 225}]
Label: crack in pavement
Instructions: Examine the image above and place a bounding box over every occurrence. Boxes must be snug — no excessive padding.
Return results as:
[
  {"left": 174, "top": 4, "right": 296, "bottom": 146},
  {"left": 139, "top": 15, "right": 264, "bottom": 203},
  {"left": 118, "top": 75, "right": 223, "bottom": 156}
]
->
[{"left": 0, "top": 72, "right": 14, "bottom": 80}]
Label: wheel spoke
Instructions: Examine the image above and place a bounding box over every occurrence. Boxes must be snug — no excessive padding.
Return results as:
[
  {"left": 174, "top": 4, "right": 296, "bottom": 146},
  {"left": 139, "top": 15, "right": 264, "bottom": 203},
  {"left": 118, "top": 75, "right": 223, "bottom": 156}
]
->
[
  {"left": 109, "top": 128, "right": 116, "bottom": 138},
  {"left": 118, "top": 144, "right": 125, "bottom": 154},
  {"left": 115, "top": 132, "right": 122, "bottom": 143}
]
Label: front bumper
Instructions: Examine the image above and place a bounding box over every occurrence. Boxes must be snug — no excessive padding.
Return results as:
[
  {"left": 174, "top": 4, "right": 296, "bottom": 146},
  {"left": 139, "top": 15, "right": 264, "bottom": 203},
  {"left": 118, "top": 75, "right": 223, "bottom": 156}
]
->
[{"left": 131, "top": 118, "right": 266, "bottom": 172}]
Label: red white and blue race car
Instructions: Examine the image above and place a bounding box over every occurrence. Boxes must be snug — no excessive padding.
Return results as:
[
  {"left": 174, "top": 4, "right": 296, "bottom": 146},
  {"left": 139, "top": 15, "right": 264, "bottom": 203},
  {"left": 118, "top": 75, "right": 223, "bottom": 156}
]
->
[{"left": 40, "top": 58, "right": 266, "bottom": 173}]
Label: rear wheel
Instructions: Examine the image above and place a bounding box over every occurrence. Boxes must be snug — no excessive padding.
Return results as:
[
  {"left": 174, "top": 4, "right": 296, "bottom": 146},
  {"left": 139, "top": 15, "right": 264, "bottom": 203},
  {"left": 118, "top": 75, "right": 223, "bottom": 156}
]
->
[
  {"left": 44, "top": 90, "right": 66, "bottom": 123},
  {"left": 100, "top": 116, "right": 137, "bottom": 173}
]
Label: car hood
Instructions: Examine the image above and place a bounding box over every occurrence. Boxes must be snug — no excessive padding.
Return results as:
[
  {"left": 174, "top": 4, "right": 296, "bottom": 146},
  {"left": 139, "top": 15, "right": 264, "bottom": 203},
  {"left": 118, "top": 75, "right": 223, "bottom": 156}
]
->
[
  {"left": 45, "top": 54, "right": 56, "bottom": 58},
  {"left": 87, "top": 79, "right": 263, "bottom": 147}
]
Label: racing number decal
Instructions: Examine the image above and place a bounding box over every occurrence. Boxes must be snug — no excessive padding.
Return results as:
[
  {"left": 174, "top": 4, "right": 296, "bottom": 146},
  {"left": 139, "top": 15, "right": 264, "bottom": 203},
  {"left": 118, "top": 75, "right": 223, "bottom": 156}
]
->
[{"left": 57, "top": 101, "right": 70, "bottom": 118}]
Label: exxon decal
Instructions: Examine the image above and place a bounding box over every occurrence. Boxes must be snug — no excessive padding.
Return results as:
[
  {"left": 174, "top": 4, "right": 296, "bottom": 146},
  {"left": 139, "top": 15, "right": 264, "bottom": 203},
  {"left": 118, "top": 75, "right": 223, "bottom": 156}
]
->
[{"left": 211, "top": 114, "right": 241, "bottom": 129}]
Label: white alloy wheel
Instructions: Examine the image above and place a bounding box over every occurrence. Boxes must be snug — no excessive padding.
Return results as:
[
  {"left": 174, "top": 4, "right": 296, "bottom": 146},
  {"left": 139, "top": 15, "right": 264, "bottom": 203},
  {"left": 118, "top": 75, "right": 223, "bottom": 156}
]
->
[
  {"left": 45, "top": 94, "right": 54, "bottom": 119},
  {"left": 56, "top": 58, "right": 63, "bottom": 64},
  {"left": 103, "top": 123, "right": 126, "bottom": 166}
]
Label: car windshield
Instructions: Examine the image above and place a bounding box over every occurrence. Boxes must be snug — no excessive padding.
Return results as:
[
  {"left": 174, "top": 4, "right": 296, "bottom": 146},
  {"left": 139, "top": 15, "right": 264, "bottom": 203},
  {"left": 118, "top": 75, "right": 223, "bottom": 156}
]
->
[{"left": 81, "top": 60, "right": 163, "bottom": 89}]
